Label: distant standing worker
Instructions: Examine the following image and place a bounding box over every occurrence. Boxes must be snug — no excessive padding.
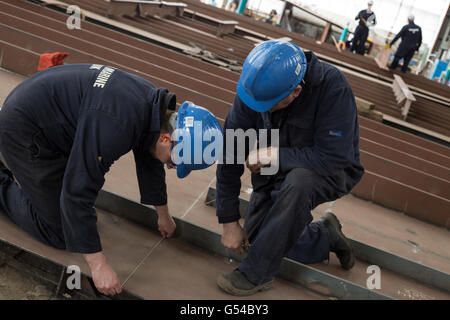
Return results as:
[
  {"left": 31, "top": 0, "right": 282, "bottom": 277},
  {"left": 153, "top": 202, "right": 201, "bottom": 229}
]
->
[
  {"left": 389, "top": 15, "right": 422, "bottom": 73},
  {"left": 350, "top": 1, "right": 376, "bottom": 55}
]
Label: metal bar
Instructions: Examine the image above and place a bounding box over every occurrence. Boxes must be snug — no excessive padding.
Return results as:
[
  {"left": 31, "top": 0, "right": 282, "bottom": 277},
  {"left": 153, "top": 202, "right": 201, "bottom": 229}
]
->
[
  {"left": 205, "top": 186, "right": 450, "bottom": 293},
  {"left": 0, "top": 236, "right": 144, "bottom": 300},
  {"left": 95, "top": 189, "right": 393, "bottom": 300}
]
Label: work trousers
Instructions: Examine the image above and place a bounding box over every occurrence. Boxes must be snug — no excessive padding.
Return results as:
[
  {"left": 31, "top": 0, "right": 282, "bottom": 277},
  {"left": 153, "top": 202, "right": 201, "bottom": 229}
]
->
[
  {"left": 239, "top": 168, "right": 350, "bottom": 285},
  {"left": 0, "top": 103, "right": 67, "bottom": 250},
  {"left": 390, "top": 48, "right": 415, "bottom": 73}
]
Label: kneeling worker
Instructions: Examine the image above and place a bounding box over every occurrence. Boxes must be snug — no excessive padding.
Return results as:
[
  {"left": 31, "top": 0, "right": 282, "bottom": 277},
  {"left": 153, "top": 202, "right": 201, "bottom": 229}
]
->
[
  {"left": 216, "top": 40, "right": 365, "bottom": 296},
  {"left": 0, "top": 64, "right": 221, "bottom": 296}
]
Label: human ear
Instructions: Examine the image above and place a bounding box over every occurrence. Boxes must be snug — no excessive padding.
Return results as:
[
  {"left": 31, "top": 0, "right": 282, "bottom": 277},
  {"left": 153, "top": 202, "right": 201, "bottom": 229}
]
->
[
  {"left": 160, "top": 132, "right": 171, "bottom": 143},
  {"left": 294, "top": 85, "right": 303, "bottom": 98}
]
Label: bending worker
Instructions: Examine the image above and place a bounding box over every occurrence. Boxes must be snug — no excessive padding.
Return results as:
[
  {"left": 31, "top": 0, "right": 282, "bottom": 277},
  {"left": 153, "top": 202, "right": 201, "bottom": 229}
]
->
[
  {"left": 350, "top": 1, "right": 376, "bottom": 55},
  {"left": 215, "top": 40, "right": 365, "bottom": 296},
  {"left": 389, "top": 15, "right": 422, "bottom": 73},
  {"left": 0, "top": 64, "right": 221, "bottom": 296}
]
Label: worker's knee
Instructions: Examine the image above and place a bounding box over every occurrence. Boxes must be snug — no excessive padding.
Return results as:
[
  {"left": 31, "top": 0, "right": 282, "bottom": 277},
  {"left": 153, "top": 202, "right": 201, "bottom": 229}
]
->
[{"left": 282, "top": 168, "right": 319, "bottom": 198}]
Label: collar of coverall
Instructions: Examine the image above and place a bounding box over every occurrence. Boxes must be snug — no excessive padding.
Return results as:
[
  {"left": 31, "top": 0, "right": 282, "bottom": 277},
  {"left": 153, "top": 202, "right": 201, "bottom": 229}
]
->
[
  {"left": 142, "top": 89, "right": 177, "bottom": 154},
  {"left": 302, "top": 51, "right": 324, "bottom": 89}
]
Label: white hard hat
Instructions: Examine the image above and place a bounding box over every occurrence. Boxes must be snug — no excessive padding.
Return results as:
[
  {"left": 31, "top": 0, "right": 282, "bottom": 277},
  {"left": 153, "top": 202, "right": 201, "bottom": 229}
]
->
[
  {"left": 408, "top": 14, "right": 415, "bottom": 21},
  {"left": 368, "top": 1, "right": 374, "bottom": 5}
]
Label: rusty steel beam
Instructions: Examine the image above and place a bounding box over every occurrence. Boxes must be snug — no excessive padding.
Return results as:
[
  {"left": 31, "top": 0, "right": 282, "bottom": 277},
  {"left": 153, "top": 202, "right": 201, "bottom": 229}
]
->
[
  {"left": 3, "top": 0, "right": 448, "bottom": 228},
  {"left": 0, "top": 41, "right": 40, "bottom": 76},
  {"left": 0, "top": 23, "right": 232, "bottom": 114},
  {"left": 360, "top": 138, "right": 450, "bottom": 180},
  {"left": 352, "top": 170, "right": 450, "bottom": 229},
  {"left": 359, "top": 117, "right": 450, "bottom": 156},
  {"left": 359, "top": 126, "right": 450, "bottom": 168},
  {"left": 6, "top": 0, "right": 239, "bottom": 82},
  {"left": 0, "top": 1, "right": 238, "bottom": 91},
  {"left": 60, "top": 0, "right": 450, "bottom": 136},
  {"left": 0, "top": 10, "right": 236, "bottom": 103},
  {"left": 360, "top": 151, "right": 450, "bottom": 200}
]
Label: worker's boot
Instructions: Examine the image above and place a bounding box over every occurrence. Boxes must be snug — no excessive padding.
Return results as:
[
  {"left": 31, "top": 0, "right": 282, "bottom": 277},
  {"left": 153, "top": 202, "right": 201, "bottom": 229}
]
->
[
  {"left": 217, "top": 269, "right": 273, "bottom": 296},
  {"left": 321, "top": 212, "right": 355, "bottom": 270}
]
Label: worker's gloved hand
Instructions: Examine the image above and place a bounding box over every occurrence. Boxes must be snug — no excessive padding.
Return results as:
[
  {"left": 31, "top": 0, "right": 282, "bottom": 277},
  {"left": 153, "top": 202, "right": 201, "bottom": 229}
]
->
[
  {"left": 221, "top": 221, "right": 249, "bottom": 255},
  {"left": 84, "top": 252, "right": 122, "bottom": 296},
  {"left": 246, "top": 147, "right": 278, "bottom": 174}
]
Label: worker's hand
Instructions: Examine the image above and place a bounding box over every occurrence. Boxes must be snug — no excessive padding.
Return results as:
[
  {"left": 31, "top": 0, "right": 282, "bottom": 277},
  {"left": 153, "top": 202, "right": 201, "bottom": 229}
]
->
[
  {"left": 246, "top": 146, "right": 278, "bottom": 174},
  {"left": 83, "top": 252, "right": 122, "bottom": 296},
  {"left": 166, "top": 161, "right": 176, "bottom": 169},
  {"left": 158, "top": 214, "right": 176, "bottom": 238},
  {"left": 221, "top": 221, "right": 248, "bottom": 255},
  {"left": 155, "top": 204, "right": 176, "bottom": 238}
]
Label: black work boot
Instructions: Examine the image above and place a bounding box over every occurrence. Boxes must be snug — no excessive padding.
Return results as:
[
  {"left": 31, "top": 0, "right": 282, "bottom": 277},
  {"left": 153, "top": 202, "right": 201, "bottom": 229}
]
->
[
  {"left": 321, "top": 212, "right": 355, "bottom": 270},
  {"left": 217, "top": 269, "right": 273, "bottom": 296}
]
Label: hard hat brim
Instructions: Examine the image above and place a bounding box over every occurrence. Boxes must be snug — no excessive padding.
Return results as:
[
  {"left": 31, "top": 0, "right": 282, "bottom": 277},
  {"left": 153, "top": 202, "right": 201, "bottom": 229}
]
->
[
  {"left": 236, "top": 66, "right": 306, "bottom": 113},
  {"left": 177, "top": 163, "right": 191, "bottom": 179}
]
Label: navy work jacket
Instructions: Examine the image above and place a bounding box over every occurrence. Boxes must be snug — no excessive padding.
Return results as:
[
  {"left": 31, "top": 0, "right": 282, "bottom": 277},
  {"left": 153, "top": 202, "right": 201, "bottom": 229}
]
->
[{"left": 216, "top": 52, "right": 364, "bottom": 224}]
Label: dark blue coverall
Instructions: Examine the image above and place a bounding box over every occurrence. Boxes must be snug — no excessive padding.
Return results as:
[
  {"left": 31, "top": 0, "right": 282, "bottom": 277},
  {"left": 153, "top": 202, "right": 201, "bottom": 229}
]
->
[
  {"left": 216, "top": 52, "right": 364, "bottom": 285},
  {"left": 390, "top": 22, "right": 422, "bottom": 73},
  {"left": 0, "top": 64, "right": 171, "bottom": 253},
  {"left": 350, "top": 9, "right": 376, "bottom": 55}
]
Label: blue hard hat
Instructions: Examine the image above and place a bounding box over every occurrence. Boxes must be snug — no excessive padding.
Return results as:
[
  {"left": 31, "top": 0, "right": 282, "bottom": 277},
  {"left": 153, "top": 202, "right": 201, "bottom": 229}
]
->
[
  {"left": 172, "top": 101, "right": 223, "bottom": 179},
  {"left": 237, "top": 40, "right": 307, "bottom": 112}
]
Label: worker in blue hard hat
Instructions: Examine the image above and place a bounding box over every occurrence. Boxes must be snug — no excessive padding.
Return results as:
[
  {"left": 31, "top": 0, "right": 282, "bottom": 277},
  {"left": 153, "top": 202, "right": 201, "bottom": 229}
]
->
[
  {"left": 0, "top": 64, "right": 221, "bottom": 296},
  {"left": 216, "top": 40, "right": 365, "bottom": 296}
]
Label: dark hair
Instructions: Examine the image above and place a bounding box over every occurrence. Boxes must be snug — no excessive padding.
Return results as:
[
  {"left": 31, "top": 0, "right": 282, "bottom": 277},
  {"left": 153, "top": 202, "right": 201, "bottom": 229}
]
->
[{"left": 161, "top": 109, "right": 175, "bottom": 133}]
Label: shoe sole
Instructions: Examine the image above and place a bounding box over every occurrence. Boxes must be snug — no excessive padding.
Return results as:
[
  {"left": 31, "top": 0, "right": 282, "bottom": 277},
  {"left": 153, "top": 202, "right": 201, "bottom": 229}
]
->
[
  {"left": 216, "top": 275, "right": 273, "bottom": 297},
  {"left": 324, "top": 212, "right": 355, "bottom": 270}
]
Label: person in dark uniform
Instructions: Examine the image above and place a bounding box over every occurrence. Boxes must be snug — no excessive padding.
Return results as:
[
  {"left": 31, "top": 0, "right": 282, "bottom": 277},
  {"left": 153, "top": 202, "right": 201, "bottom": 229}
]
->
[
  {"left": 215, "top": 40, "right": 364, "bottom": 296},
  {"left": 350, "top": 1, "right": 377, "bottom": 55},
  {"left": 0, "top": 64, "right": 220, "bottom": 296},
  {"left": 389, "top": 15, "right": 422, "bottom": 73}
]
